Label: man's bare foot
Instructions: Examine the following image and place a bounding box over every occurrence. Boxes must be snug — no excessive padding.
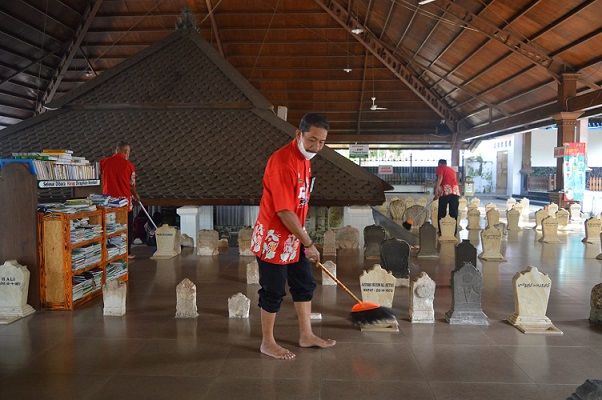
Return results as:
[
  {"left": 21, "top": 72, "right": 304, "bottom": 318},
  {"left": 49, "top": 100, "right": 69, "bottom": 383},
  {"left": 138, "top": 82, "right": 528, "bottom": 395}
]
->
[
  {"left": 260, "top": 342, "right": 296, "bottom": 360},
  {"left": 299, "top": 334, "right": 336, "bottom": 348}
]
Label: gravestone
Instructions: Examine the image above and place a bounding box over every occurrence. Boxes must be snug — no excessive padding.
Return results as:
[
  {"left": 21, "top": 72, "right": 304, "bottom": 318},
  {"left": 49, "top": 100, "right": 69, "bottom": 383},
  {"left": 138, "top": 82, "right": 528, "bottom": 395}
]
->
[
  {"left": 548, "top": 202, "right": 559, "bottom": 217},
  {"left": 456, "top": 240, "right": 477, "bottom": 271},
  {"left": 467, "top": 208, "right": 481, "bottom": 230},
  {"left": 494, "top": 222, "right": 507, "bottom": 238},
  {"left": 539, "top": 217, "right": 562, "bottom": 243},
  {"left": 103, "top": 279, "right": 126, "bottom": 316},
  {"left": 364, "top": 224, "right": 386, "bottom": 258},
  {"left": 533, "top": 209, "right": 548, "bottom": 231},
  {"left": 417, "top": 222, "right": 438, "bottom": 258},
  {"left": 570, "top": 203, "right": 582, "bottom": 221},
  {"left": 151, "top": 224, "right": 182, "bottom": 259},
  {"left": 218, "top": 238, "right": 229, "bottom": 248},
  {"left": 417, "top": 197, "right": 428, "bottom": 207},
  {"left": 238, "top": 227, "right": 254, "bottom": 256},
  {"left": 389, "top": 199, "right": 406, "bottom": 220},
  {"left": 197, "top": 229, "right": 219, "bottom": 256},
  {"left": 567, "top": 379, "right": 602, "bottom": 400},
  {"left": 485, "top": 208, "right": 500, "bottom": 229},
  {"left": 337, "top": 225, "right": 360, "bottom": 249},
  {"left": 228, "top": 292, "right": 250, "bottom": 318},
  {"left": 582, "top": 217, "right": 601, "bottom": 244},
  {"left": 506, "top": 197, "right": 516, "bottom": 211},
  {"left": 478, "top": 227, "right": 504, "bottom": 261},
  {"left": 520, "top": 197, "right": 530, "bottom": 220},
  {"left": 323, "top": 229, "right": 337, "bottom": 257},
  {"left": 380, "top": 238, "right": 411, "bottom": 286},
  {"left": 512, "top": 203, "right": 524, "bottom": 222},
  {"left": 438, "top": 215, "right": 458, "bottom": 242},
  {"left": 181, "top": 233, "right": 194, "bottom": 247},
  {"left": 430, "top": 201, "right": 439, "bottom": 232},
  {"left": 403, "top": 205, "right": 429, "bottom": 232},
  {"left": 507, "top": 266, "right": 562, "bottom": 335},
  {"left": 175, "top": 278, "right": 198, "bottom": 318},
  {"left": 246, "top": 260, "right": 259, "bottom": 285},
  {"left": 590, "top": 283, "right": 602, "bottom": 324},
  {"left": 359, "top": 264, "right": 396, "bottom": 308},
  {"left": 471, "top": 197, "right": 481, "bottom": 207},
  {"left": 557, "top": 208, "right": 570, "bottom": 228},
  {"left": 445, "top": 262, "right": 489, "bottom": 325},
  {"left": 0, "top": 260, "right": 35, "bottom": 324},
  {"left": 506, "top": 208, "right": 522, "bottom": 231},
  {"left": 485, "top": 203, "right": 497, "bottom": 213},
  {"left": 409, "top": 272, "right": 436, "bottom": 323},
  {"left": 321, "top": 260, "right": 337, "bottom": 285},
  {"left": 404, "top": 196, "right": 415, "bottom": 208},
  {"left": 467, "top": 203, "right": 478, "bottom": 211},
  {"left": 458, "top": 197, "right": 468, "bottom": 220},
  {"left": 328, "top": 206, "right": 344, "bottom": 230}
]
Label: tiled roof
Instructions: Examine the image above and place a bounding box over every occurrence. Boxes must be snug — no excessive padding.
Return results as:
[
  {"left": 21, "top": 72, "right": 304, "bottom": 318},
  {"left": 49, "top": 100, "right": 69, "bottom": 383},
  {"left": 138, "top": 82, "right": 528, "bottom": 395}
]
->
[{"left": 0, "top": 29, "right": 390, "bottom": 206}]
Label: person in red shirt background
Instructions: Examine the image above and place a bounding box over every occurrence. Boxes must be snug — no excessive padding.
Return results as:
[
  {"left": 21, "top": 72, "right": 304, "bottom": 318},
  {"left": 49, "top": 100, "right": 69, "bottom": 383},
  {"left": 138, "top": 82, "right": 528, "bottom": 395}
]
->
[
  {"left": 434, "top": 159, "right": 461, "bottom": 235},
  {"left": 251, "top": 113, "right": 336, "bottom": 360},
  {"left": 100, "top": 141, "right": 140, "bottom": 259}
]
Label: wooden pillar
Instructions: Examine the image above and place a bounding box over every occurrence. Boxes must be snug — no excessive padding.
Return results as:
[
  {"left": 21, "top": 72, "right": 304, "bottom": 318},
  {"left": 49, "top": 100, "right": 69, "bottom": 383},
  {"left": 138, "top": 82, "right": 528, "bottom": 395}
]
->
[{"left": 519, "top": 131, "right": 534, "bottom": 195}]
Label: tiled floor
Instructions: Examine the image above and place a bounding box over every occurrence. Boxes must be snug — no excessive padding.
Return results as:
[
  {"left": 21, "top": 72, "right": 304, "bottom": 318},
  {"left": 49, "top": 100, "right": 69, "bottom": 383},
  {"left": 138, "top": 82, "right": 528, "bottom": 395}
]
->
[{"left": 2, "top": 200, "right": 602, "bottom": 399}]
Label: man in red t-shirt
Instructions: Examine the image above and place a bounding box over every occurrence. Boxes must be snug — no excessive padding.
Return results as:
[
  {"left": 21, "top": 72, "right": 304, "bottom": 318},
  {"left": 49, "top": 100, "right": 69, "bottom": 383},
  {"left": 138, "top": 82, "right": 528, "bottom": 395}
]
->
[
  {"left": 251, "top": 113, "right": 336, "bottom": 360},
  {"left": 435, "top": 159, "right": 461, "bottom": 234},
  {"left": 100, "top": 141, "right": 140, "bottom": 258}
]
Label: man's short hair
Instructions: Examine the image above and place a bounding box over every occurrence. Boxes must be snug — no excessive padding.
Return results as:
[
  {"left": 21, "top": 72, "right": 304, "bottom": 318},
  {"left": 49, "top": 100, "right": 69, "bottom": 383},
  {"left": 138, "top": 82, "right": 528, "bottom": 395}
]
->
[
  {"left": 438, "top": 159, "right": 447, "bottom": 165},
  {"left": 116, "top": 141, "right": 131, "bottom": 151},
  {"left": 299, "top": 113, "right": 329, "bottom": 133}
]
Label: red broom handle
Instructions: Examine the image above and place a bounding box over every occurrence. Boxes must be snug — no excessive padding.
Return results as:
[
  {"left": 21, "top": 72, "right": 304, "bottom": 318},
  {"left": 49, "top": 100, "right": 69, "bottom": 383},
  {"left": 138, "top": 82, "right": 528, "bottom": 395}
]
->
[{"left": 316, "top": 262, "right": 362, "bottom": 305}]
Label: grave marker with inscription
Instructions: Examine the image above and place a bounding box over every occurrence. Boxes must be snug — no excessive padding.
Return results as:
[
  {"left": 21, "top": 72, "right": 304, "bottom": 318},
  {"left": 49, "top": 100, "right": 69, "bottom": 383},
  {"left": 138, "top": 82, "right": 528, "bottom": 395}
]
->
[
  {"left": 321, "top": 260, "right": 337, "bottom": 286},
  {"left": 467, "top": 208, "right": 481, "bottom": 230},
  {"left": 197, "top": 229, "right": 219, "bottom": 256},
  {"left": 103, "top": 279, "right": 126, "bottom": 316},
  {"left": 151, "top": 224, "right": 182, "bottom": 259},
  {"left": 539, "top": 217, "right": 562, "bottom": 244},
  {"left": 582, "top": 217, "right": 601, "bottom": 244},
  {"left": 506, "top": 208, "right": 521, "bottom": 231},
  {"left": 478, "top": 227, "right": 504, "bottom": 261},
  {"left": 0, "top": 260, "right": 35, "bottom": 324},
  {"left": 360, "top": 264, "right": 396, "bottom": 308},
  {"left": 323, "top": 229, "right": 337, "bottom": 257}
]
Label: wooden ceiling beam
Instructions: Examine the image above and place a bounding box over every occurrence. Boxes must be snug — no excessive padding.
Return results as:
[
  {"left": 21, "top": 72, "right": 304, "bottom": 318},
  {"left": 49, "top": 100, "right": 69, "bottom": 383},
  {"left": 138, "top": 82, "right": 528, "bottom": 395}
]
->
[
  {"left": 205, "top": 0, "right": 225, "bottom": 58},
  {"left": 18, "top": 0, "right": 75, "bottom": 32},
  {"left": 0, "top": 7, "right": 63, "bottom": 44},
  {"left": 379, "top": 1, "right": 396, "bottom": 39},
  {"left": 567, "top": 88, "right": 602, "bottom": 113}
]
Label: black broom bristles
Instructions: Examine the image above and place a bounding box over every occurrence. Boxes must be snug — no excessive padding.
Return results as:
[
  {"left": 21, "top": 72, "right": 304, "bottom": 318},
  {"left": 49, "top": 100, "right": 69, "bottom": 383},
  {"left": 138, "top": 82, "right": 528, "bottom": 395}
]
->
[{"left": 349, "top": 306, "right": 397, "bottom": 326}]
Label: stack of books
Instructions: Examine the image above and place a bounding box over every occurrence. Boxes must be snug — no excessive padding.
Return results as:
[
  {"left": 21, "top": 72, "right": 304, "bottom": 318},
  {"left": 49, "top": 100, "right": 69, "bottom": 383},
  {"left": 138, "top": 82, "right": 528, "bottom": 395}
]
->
[
  {"left": 13, "top": 149, "right": 98, "bottom": 180},
  {"left": 71, "top": 243, "right": 102, "bottom": 271},
  {"left": 72, "top": 268, "right": 103, "bottom": 301},
  {"left": 106, "top": 234, "right": 127, "bottom": 259},
  {"left": 106, "top": 260, "right": 128, "bottom": 281},
  {"left": 89, "top": 194, "right": 128, "bottom": 208}
]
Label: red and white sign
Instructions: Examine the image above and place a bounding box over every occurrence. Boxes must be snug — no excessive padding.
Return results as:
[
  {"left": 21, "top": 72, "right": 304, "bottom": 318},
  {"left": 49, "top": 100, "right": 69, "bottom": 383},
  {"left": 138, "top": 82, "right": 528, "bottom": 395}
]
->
[{"left": 378, "top": 165, "right": 393, "bottom": 175}]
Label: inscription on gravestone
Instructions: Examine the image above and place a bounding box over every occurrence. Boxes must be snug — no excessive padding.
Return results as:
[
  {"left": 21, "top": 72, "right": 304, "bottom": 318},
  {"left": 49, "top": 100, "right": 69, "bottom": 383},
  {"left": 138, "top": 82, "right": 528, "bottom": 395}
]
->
[
  {"left": 360, "top": 264, "right": 396, "bottom": 308},
  {"left": 0, "top": 260, "right": 35, "bottom": 324},
  {"left": 539, "top": 217, "right": 561, "bottom": 243},
  {"left": 478, "top": 227, "right": 504, "bottom": 261}
]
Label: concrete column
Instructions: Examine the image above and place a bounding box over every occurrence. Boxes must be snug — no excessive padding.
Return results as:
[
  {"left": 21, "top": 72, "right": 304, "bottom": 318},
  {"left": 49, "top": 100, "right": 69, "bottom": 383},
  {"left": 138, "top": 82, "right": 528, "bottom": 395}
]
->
[
  {"left": 198, "top": 206, "right": 214, "bottom": 230},
  {"left": 176, "top": 206, "right": 200, "bottom": 246}
]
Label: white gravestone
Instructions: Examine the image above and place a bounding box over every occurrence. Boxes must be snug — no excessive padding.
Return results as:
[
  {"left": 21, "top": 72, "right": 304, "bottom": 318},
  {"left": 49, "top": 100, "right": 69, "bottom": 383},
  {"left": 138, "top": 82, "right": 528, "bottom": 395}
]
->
[
  {"left": 238, "top": 227, "right": 254, "bottom": 256},
  {"left": 409, "top": 271, "right": 436, "bottom": 323},
  {"left": 417, "top": 197, "right": 428, "bottom": 207},
  {"left": 471, "top": 197, "right": 481, "bottom": 207},
  {"left": 151, "top": 224, "right": 182, "bottom": 259},
  {"left": 323, "top": 229, "right": 337, "bottom": 257},
  {"left": 458, "top": 197, "right": 468, "bottom": 220},
  {"left": 506, "top": 197, "right": 517, "bottom": 211},
  {"left": 512, "top": 203, "right": 524, "bottom": 222},
  {"left": 485, "top": 208, "right": 500, "bottom": 229},
  {"left": 557, "top": 208, "right": 570, "bottom": 229},
  {"left": 506, "top": 208, "right": 522, "bottom": 231},
  {"left": 337, "top": 225, "right": 360, "bottom": 249},
  {"left": 467, "top": 208, "right": 481, "bottom": 230},
  {"left": 548, "top": 202, "right": 559, "bottom": 217},
  {"left": 359, "top": 264, "right": 396, "bottom": 308},
  {"left": 438, "top": 215, "right": 458, "bottom": 242},
  {"left": 197, "top": 229, "right": 219, "bottom": 255},
  {"left": 0, "top": 260, "right": 35, "bottom": 324},
  {"left": 582, "top": 217, "right": 601, "bottom": 244},
  {"left": 430, "top": 201, "right": 439, "bottom": 232},
  {"left": 570, "top": 203, "right": 582, "bottom": 221},
  {"left": 228, "top": 292, "right": 251, "bottom": 318},
  {"left": 389, "top": 199, "right": 406, "bottom": 220},
  {"left": 539, "top": 217, "right": 562, "bottom": 244},
  {"left": 590, "top": 283, "right": 602, "bottom": 324},
  {"left": 485, "top": 203, "right": 497, "bottom": 213},
  {"left": 478, "top": 227, "right": 504, "bottom": 261},
  {"left": 533, "top": 209, "right": 548, "bottom": 231},
  {"left": 103, "top": 279, "right": 126, "bottom": 316},
  {"left": 246, "top": 260, "right": 259, "bottom": 285},
  {"left": 494, "top": 222, "right": 507, "bottom": 238},
  {"left": 520, "top": 197, "right": 530, "bottom": 220},
  {"left": 321, "top": 260, "right": 337, "bottom": 285},
  {"left": 507, "top": 266, "right": 562, "bottom": 335},
  {"left": 175, "top": 278, "right": 198, "bottom": 318}
]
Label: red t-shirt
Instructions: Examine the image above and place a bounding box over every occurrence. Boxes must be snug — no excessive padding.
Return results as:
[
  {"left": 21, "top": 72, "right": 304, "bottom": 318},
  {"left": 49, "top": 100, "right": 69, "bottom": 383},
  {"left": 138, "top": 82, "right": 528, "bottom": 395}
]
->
[
  {"left": 100, "top": 153, "right": 136, "bottom": 210},
  {"left": 436, "top": 164, "right": 461, "bottom": 197},
  {"left": 251, "top": 139, "right": 311, "bottom": 264}
]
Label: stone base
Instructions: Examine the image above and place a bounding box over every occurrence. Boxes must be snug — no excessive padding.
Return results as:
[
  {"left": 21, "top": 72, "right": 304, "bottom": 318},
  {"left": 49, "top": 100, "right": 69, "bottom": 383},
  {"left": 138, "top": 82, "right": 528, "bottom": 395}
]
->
[
  {"left": 410, "top": 310, "right": 435, "bottom": 323},
  {"left": 417, "top": 250, "right": 439, "bottom": 258},
  {"left": 539, "top": 237, "right": 562, "bottom": 243},
  {"left": 175, "top": 310, "right": 198, "bottom": 318},
  {"left": 395, "top": 277, "right": 410, "bottom": 287},
  {"left": 512, "top": 324, "right": 563, "bottom": 335},
  {"left": 0, "top": 305, "right": 35, "bottom": 324},
  {"left": 359, "top": 319, "right": 399, "bottom": 332},
  {"left": 197, "top": 247, "right": 219, "bottom": 256},
  {"left": 445, "top": 309, "right": 489, "bottom": 325},
  {"left": 507, "top": 226, "right": 522, "bottom": 231},
  {"left": 478, "top": 252, "right": 504, "bottom": 261},
  {"left": 151, "top": 250, "right": 179, "bottom": 259},
  {"left": 507, "top": 313, "right": 563, "bottom": 335}
]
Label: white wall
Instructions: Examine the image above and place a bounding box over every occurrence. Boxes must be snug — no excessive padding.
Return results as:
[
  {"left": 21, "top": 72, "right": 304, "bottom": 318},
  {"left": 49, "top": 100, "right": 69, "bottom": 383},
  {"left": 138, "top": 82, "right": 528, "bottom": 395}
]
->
[
  {"left": 531, "top": 128, "right": 557, "bottom": 167},
  {"left": 587, "top": 130, "right": 602, "bottom": 167}
]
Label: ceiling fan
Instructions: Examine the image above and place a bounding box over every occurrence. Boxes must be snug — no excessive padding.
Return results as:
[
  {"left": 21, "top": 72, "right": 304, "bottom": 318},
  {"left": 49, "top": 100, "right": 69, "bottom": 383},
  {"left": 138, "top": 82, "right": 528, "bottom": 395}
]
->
[{"left": 370, "top": 97, "right": 387, "bottom": 110}]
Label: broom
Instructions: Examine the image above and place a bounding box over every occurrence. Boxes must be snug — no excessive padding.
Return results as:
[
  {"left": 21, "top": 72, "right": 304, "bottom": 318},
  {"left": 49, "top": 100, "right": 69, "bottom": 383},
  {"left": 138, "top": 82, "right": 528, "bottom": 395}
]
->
[
  {"left": 402, "top": 199, "right": 436, "bottom": 231},
  {"left": 316, "top": 262, "right": 396, "bottom": 326}
]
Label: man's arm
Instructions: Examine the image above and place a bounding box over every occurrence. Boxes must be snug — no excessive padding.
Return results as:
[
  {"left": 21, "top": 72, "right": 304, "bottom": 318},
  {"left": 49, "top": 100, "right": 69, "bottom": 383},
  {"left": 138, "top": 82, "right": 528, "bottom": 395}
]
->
[
  {"left": 131, "top": 184, "right": 140, "bottom": 203},
  {"left": 434, "top": 175, "right": 443, "bottom": 199},
  {"left": 276, "top": 210, "right": 320, "bottom": 262}
]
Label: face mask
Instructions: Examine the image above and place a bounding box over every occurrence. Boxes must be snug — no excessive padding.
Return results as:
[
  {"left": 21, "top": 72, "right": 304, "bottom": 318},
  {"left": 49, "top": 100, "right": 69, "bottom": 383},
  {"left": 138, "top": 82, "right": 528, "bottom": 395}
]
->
[{"left": 297, "top": 135, "right": 317, "bottom": 160}]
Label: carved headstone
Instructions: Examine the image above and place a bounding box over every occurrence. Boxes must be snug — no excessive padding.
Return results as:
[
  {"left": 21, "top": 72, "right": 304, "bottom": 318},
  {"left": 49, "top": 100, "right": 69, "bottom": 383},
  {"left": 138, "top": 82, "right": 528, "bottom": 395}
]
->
[
  {"left": 590, "top": 283, "right": 602, "bottom": 324},
  {"left": 539, "top": 217, "right": 562, "bottom": 243},
  {"left": 507, "top": 266, "right": 562, "bottom": 335},
  {"left": 478, "top": 227, "right": 504, "bottom": 261},
  {"left": 409, "top": 272, "right": 436, "bottom": 323},
  {"left": 467, "top": 208, "right": 481, "bottom": 230},
  {"left": 485, "top": 202, "right": 497, "bottom": 213},
  {"left": 458, "top": 197, "right": 468, "bottom": 220},
  {"left": 506, "top": 208, "right": 522, "bottom": 231},
  {"left": 582, "top": 217, "right": 601, "bottom": 244},
  {"left": 557, "top": 208, "right": 570, "bottom": 228},
  {"left": 431, "top": 201, "right": 439, "bottom": 232},
  {"left": 218, "top": 238, "right": 229, "bottom": 248},
  {"left": 246, "top": 260, "right": 259, "bottom": 285},
  {"left": 570, "top": 203, "right": 582, "bottom": 221},
  {"left": 323, "top": 229, "right": 337, "bottom": 257},
  {"left": 548, "top": 202, "right": 559, "bottom": 217},
  {"left": 364, "top": 224, "right": 386, "bottom": 258},
  {"left": 417, "top": 222, "right": 438, "bottom": 258},
  {"left": 471, "top": 197, "right": 481, "bottom": 207},
  {"left": 417, "top": 197, "right": 428, "bottom": 207},
  {"left": 238, "top": 227, "right": 254, "bottom": 256},
  {"left": 533, "top": 209, "right": 548, "bottom": 231},
  {"left": 328, "top": 206, "right": 344, "bottom": 230},
  {"left": 485, "top": 208, "right": 500, "bottom": 229},
  {"left": 151, "top": 224, "right": 182, "bottom": 259},
  {"left": 103, "top": 279, "right": 126, "bottom": 316},
  {"left": 520, "top": 197, "right": 530, "bottom": 220},
  {"left": 175, "top": 278, "right": 198, "bottom": 318},
  {"left": 321, "top": 260, "right": 337, "bottom": 285},
  {"left": 404, "top": 196, "right": 415, "bottom": 208},
  {"left": 494, "top": 222, "right": 507, "bottom": 238},
  {"left": 567, "top": 379, "right": 602, "bottom": 400},
  {"left": 403, "top": 205, "right": 428, "bottom": 232},
  {"left": 506, "top": 197, "right": 516, "bottom": 211},
  {"left": 359, "top": 264, "right": 396, "bottom": 308},
  {"left": 456, "top": 240, "right": 477, "bottom": 271},
  {"left": 445, "top": 262, "right": 489, "bottom": 325},
  {"left": 438, "top": 215, "right": 458, "bottom": 242},
  {"left": 337, "top": 225, "right": 360, "bottom": 249},
  {"left": 512, "top": 203, "right": 524, "bottom": 222},
  {"left": 228, "top": 292, "right": 250, "bottom": 318},
  {"left": 180, "top": 233, "right": 194, "bottom": 247},
  {"left": 380, "top": 238, "right": 411, "bottom": 286},
  {"left": 197, "top": 229, "right": 219, "bottom": 256},
  {"left": 389, "top": 199, "right": 406, "bottom": 220},
  {"left": 0, "top": 260, "right": 35, "bottom": 324}
]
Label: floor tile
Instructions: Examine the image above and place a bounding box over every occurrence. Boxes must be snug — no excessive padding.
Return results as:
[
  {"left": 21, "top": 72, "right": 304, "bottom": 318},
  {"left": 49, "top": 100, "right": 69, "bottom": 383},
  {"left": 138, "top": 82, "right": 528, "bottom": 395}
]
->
[
  {"left": 321, "top": 379, "right": 435, "bottom": 400},
  {"left": 429, "top": 382, "right": 548, "bottom": 400},
  {"left": 89, "top": 375, "right": 214, "bottom": 400},
  {"left": 537, "top": 383, "right": 581, "bottom": 400},
  {"left": 0, "top": 371, "right": 111, "bottom": 400},
  {"left": 205, "top": 377, "right": 320, "bottom": 400}
]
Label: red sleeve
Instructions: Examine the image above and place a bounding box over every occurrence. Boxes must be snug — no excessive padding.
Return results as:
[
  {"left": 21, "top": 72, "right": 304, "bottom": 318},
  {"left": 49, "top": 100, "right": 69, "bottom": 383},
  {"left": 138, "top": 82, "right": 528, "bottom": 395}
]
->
[
  {"left": 266, "top": 165, "right": 298, "bottom": 213},
  {"left": 436, "top": 165, "right": 443, "bottom": 176}
]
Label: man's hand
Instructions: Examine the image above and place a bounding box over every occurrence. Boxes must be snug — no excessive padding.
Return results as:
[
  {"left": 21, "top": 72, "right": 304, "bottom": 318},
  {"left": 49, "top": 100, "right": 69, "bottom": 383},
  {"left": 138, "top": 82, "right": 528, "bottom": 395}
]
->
[{"left": 304, "top": 244, "right": 320, "bottom": 264}]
